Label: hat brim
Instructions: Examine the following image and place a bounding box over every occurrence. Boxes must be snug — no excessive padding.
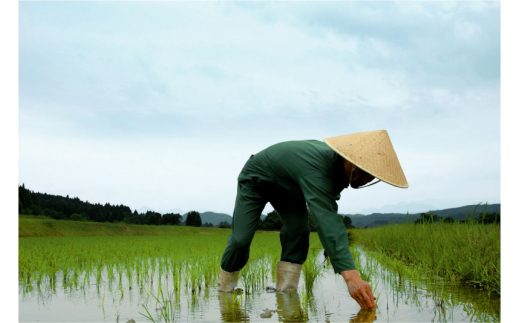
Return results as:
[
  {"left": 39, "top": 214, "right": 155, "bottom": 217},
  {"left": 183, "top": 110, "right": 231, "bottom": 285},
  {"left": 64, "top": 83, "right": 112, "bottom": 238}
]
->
[{"left": 324, "top": 130, "right": 409, "bottom": 188}]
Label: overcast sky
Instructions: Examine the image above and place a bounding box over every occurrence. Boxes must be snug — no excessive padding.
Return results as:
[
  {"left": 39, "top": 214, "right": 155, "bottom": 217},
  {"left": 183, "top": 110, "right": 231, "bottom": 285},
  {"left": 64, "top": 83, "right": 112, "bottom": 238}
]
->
[{"left": 18, "top": 1, "right": 501, "bottom": 216}]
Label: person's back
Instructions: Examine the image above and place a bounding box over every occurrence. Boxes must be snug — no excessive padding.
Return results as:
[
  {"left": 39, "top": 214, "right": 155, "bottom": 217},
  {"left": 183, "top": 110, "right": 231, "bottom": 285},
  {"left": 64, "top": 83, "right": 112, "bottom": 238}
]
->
[{"left": 243, "top": 140, "right": 347, "bottom": 195}]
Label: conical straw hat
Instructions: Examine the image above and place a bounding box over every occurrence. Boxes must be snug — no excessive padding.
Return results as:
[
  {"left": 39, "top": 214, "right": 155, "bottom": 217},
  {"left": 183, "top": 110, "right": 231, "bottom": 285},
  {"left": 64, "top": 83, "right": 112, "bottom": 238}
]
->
[{"left": 324, "top": 130, "right": 409, "bottom": 188}]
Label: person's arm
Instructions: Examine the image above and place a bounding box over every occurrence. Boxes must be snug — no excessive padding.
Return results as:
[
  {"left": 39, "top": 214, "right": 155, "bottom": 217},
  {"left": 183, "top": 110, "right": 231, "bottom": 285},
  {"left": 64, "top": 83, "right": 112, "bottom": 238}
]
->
[{"left": 299, "top": 174, "right": 376, "bottom": 309}]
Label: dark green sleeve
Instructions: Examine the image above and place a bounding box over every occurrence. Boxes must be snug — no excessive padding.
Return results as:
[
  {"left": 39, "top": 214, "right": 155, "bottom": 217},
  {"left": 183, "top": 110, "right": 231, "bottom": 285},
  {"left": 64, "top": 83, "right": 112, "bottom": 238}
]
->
[{"left": 299, "top": 173, "right": 356, "bottom": 274}]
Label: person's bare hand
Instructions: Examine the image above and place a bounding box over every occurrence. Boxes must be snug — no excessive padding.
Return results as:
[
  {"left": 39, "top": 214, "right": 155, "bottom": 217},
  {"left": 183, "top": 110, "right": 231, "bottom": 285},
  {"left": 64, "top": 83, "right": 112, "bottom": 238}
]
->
[{"left": 341, "top": 270, "right": 376, "bottom": 309}]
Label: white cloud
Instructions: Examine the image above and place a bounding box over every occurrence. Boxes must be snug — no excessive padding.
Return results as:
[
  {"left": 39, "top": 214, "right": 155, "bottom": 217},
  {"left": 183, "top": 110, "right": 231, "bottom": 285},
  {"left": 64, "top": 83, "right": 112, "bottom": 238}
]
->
[{"left": 18, "top": 1, "right": 500, "bottom": 215}]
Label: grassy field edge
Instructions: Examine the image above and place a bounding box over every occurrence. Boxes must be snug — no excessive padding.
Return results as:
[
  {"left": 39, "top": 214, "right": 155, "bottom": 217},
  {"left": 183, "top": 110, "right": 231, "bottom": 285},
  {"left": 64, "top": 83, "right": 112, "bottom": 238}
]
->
[
  {"left": 350, "top": 223, "right": 500, "bottom": 295},
  {"left": 19, "top": 215, "right": 232, "bottom": 237}
]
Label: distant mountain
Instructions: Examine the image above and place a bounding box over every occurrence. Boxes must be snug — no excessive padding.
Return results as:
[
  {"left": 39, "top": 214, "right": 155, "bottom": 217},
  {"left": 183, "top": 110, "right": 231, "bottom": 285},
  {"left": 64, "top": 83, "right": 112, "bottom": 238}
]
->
[
  {"left": 136, "top": 206, "right": 157, "bottom": 214},
  {"left": 163, "top": 208, "right": 185, "bottom": 215},
  {"left": 178, "top": 212, "right": 267, "bottom": 226},
  {"left": 149, "top": 203, "right": 500, "bottom": 229},
  {"left": 137, "top": 206, "right": 184, "bottom": 215},
  {"left": 359, "top": 201, "right": 437, "bottom": 215},
  {"left": 424, "top": 204, "right": 500, "bottom": 220},
  {"left": 343, "top": 212, "right": 418, "bottom": 228},
  {"left": 344, "top": 203, "right": 500, "bottom": 228},
  {"left": 182, "top": 211, "right": 233, "bottom": 226}
]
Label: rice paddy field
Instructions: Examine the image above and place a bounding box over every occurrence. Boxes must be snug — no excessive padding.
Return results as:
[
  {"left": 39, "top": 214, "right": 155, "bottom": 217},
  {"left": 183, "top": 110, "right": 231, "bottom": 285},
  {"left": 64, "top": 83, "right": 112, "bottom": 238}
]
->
[
  {"left": 351, "top": 220, "right": 500, "bottom": 295},
  {"left": 18, "top": 219, "right": 500, "bottom": 322}
]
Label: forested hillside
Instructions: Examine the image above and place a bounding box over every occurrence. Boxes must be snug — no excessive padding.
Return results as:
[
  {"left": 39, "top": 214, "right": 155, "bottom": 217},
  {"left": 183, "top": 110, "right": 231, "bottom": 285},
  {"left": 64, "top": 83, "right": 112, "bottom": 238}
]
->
[
  {"left": 19, "top": 184, "right": 500, "bottom": 229},
  {"left": 17, "top": 185, "right": 302, "bottom": 231},
  {"left": 18, "top": 184, "right": 181, "bottom": 225}
]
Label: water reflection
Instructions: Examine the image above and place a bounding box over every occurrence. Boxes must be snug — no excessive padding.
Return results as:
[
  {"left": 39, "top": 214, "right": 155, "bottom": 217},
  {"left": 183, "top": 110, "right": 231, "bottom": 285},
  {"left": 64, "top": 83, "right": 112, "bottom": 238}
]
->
[
  {"left": 276, "top": 291, "right": 307, "bottom": 322},
  {"left": 349, "top": 308, "right": 377, "bottom": 323},
  {"left": 218, "top": 290, "right": 249, "bottom": 322},
  {"left": 217, "top": 290, "right": 308, "bottom": 322},
  {"left": 19, "top": 246, "right": 500, "bottom": 322}
]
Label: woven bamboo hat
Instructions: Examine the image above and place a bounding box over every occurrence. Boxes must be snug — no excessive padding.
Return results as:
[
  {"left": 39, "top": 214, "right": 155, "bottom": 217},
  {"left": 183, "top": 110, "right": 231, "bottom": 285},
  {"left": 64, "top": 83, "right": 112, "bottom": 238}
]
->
[{"left": 324, "top": 130, "right": 409, "bottom": 188}]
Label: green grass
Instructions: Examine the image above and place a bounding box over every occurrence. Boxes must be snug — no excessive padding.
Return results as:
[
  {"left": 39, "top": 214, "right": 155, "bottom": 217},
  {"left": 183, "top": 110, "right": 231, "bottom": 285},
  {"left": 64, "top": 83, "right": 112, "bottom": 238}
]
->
[
  {"left": 351, "top": 220, "right": 500, "bottom": 294},
  {"left": 19, "top": 215, "right": 232, "bottom": 237},
  {"left": 301, "top": 249, "right": 323, "bottom": 295},
  {"left": 20, "top": 214, "right": 499, "bottom": 296},
  {"left": 19, "top": 232, "right": 284, "bottom": 294}
]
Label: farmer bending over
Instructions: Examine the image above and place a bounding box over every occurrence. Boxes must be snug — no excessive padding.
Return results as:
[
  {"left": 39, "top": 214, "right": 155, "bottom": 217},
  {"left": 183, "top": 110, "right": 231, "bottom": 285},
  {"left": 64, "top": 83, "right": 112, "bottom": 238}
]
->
[{"left": 217, "top": 130, "right": 408, "bottom": 310}]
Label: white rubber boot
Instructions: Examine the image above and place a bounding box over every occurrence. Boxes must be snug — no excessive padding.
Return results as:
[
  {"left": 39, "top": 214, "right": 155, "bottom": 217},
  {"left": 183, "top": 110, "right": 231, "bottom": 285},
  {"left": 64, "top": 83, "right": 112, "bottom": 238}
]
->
[
  {"left": 276, "top": 261, "right": 302, "bottom": 291},
  {"left": 217, "top": 267, "right": 239, "bottom": 292}
]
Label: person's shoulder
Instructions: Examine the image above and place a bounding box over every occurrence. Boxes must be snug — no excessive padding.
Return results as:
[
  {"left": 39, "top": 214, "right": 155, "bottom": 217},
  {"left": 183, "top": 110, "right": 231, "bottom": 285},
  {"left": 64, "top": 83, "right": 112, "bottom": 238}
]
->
[
  {"left": 281, "top": 139, "right": 327, "bottom": 147},
  {"left": 302, "top": 140, "right": 335, "bottom": 153},
  {"left": 267, "top": 139, "right": 321, "bottom": 149},
  {"left": 264, "top": 140, "right": 332, "bottom": 158}
]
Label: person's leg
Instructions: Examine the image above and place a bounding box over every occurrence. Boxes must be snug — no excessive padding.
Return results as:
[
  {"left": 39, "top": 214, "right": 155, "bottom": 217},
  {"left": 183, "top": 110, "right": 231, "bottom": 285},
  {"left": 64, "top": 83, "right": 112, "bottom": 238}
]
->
[
  {"left": 269, "top": 193, "right": 310, "bottom": 291},
  {"left": 269, "top": 193, "right": 310, "bottom": 265},
  {"left": 220, "top": 181, "right": 267, "bottom": 273}
]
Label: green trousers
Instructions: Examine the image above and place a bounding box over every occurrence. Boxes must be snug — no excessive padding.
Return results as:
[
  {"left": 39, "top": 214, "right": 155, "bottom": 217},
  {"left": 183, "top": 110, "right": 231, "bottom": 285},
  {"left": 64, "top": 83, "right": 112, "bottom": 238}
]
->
[{"left": 220, "top": 156, "right": 310, "bottom": 272}]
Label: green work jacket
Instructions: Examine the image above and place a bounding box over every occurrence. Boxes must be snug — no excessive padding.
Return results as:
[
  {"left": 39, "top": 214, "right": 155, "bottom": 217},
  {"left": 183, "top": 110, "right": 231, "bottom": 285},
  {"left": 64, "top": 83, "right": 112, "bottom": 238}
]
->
[{"left": 242, "top": 140, "right": 356, "bottom": 273}]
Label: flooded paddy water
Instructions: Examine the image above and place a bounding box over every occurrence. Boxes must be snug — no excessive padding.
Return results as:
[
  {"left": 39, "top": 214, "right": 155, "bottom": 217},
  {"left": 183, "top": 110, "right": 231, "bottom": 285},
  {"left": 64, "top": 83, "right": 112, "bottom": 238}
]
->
[{"left": 19, "top": 234, "right": 500, "bottom": 322}]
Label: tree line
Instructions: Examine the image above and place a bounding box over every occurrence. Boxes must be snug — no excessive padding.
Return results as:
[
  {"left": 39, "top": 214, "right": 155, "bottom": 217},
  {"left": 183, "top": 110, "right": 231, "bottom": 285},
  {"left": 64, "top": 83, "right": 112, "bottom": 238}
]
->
[
  {"left": 18, "top": 184, "right": 356, "bottom": 231},
  {"left": 19, "top": 184, "right": 190, "bottom": 226}
]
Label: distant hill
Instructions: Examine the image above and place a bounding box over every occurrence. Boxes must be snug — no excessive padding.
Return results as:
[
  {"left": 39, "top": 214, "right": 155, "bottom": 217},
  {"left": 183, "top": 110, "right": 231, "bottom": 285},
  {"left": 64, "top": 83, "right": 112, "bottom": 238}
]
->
[
  {"left": 180, "top": 203, "right": 500, "bottom": 228},
  {"left": 182, "top": 211, "right": 233, "bottom": 226},
  {"left": 181, "top": 211, "right": 267, "bottom": 226},
  {"left": 136, "top": 206, "right": 159, "bottom": 214},
  {"left": 425, "top": 204, "right": 500, "bottom": 220},
  {"left": 138, "top": 206, "right": 185, "bottom": 215},
  {"left": 343, "top": 203, "right": 500, "bottom": 228},
  {"left": 359, "top": 201, "right": 437, "bottom": 215}
]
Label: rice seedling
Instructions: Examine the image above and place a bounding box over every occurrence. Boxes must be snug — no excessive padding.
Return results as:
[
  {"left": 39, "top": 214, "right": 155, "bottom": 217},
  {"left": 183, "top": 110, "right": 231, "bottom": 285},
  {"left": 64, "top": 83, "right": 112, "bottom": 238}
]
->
[
  {"left": 139, "top": 283, "right": 179, "bottom": 323},
  {"left": 351, "top": 207, "right": 500, "bottom": 294},
  {"left": 299, "top": 287, "right": 317, "bottom": 315},
  {"left": 240, "top": 256, "right": 271, "bottom": 293},
  {"left": 139, "top": 304, "right": 156, "bottom": 323},
  {"left": 269, "top": 253, "right": 279, "bottom": 284},
  {"left": 100, "top": 293, "right": 105, "bottom": 314},
  {"left": 219, "top": 289, "right": 246, "bottom": 321},
  {"left": 302, "top": 252, "right": 323, "bottom": 295}
]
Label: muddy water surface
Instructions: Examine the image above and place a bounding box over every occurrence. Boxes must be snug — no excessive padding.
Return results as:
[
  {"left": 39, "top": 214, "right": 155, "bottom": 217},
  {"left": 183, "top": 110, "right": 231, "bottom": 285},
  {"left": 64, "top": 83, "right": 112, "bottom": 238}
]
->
[{"left": 19, "top": 247, "right": 500, "bottom": 322}]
